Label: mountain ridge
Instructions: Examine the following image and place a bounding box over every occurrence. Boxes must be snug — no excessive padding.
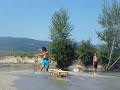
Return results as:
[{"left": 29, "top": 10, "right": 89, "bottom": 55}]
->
[{"left": 0, "top": 37, "right": 50, "bottom": 52}]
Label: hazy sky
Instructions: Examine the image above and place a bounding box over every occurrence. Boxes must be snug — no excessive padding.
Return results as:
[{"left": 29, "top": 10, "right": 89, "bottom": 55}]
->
[{"left": 0, "top": 0, "right": 119, "bottom": 44}]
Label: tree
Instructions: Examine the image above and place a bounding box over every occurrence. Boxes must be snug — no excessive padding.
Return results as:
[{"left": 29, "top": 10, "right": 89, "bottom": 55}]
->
[
  {"left": 76, "top": 40, "right": 96, "bottom": 67},
  {"left": 97, "top": 0, "right": 120, "bottom": 70},
  {"left": 49, "top": 8, "right": 76, "bottom": 70},
  {"left": 97, "top": 45, "right": 109, "bottom": 70}
]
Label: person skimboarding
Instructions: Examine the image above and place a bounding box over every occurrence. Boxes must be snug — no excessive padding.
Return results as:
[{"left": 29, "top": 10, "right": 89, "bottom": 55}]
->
[{"left": 34, "top": 47, "right": 50, "bottom": 72}]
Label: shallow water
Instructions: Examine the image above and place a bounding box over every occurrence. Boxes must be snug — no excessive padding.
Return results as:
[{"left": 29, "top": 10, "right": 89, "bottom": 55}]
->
[
  {"left": 0, "top": 64, "right": 120, "bottom": 90},
  {"left": 14, "top": 71, "right": 120, "bottom": 90}
]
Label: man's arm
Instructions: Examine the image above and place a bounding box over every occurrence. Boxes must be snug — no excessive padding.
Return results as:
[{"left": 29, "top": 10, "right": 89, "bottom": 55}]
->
[
  {"left": 34, "top": 53, "right": 44, "bottom": 57},
  {"left": 38, "top": 53, "right": 44, "bottom": 56}
]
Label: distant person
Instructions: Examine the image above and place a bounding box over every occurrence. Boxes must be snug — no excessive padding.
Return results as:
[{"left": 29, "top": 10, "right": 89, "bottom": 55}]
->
[
  {"left": 34, "top": 47, "right": 50, "bottom": 72},
  {"left": 93, "top": 53, "right": 98, "bottom": 75}
]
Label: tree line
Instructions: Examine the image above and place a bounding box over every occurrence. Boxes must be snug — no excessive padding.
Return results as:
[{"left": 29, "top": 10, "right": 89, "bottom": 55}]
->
[{"left": 49, "top": 0, "right": 120, "bottom": 71}]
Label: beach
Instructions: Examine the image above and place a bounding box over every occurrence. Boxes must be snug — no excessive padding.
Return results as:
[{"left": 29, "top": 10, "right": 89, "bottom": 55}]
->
[{"left": 0, "top": 70, "right": 120, "bottom": 90}]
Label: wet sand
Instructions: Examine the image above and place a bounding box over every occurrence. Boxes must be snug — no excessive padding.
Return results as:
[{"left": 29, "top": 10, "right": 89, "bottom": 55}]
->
[
  {"left": 0, "top": 71, "right": 18, "bottom": 90},
  {"left": 0, "top": 70, "right": 120, "bottom": 90}
]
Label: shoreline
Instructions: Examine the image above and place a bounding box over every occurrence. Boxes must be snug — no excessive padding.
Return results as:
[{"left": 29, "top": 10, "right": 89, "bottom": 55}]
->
[{"left": 0, "top": 63, "right": 119, "bottom": 71}]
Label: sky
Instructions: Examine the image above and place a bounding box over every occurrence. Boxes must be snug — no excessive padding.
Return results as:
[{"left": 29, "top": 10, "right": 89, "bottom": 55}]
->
[{"left": 0, "top": 0, "right": 119, "bottom": 44}]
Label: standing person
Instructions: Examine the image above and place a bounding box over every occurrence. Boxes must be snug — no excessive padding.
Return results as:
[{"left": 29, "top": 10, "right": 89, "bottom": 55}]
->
[
  {"left": 93, "top": 53, "right": 98, "bottom": 75},
  {"left": 35, "top": 47, "right": 50, "bottom": 72}
]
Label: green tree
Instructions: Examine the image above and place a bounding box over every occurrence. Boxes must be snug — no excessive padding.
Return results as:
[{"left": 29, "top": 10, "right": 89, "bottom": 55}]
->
[
  {"left": 49, "top": 8, "right": 76, "bottom": 70},
  {"left": 97, "top": 0, "right": 120, "bottom": 70},
  {"left": 97, "top": 45, "right": 109, "bottom": 70},
  {"left": 77, "top": 40, "right": 96, "bottom": 67}
]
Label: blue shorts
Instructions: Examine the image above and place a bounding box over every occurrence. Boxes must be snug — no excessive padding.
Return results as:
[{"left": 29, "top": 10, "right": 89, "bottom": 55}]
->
[{"left": 42, "top": 58, "right": 49, "bottom": 67}]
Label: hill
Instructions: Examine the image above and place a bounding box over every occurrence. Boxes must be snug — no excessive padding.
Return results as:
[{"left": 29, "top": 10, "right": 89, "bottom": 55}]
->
[{"left": 0, "top": 37, "right": 49, "bottom": 53}]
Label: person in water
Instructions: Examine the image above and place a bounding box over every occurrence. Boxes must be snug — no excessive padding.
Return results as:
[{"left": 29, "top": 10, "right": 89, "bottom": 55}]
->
[
  {"left": 93, "top": 53, "right": 98, "bottom": 75},
  {"left": 35, "top": 47, "right": 50, "bottom": 72}
]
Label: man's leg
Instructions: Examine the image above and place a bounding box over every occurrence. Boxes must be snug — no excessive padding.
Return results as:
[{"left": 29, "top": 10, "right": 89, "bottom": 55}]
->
[
  {"left": 45, "top": 60, "right": 49, "bottom": 72},
  {"left": 95, "top": 68, "right": 96, "bottom": 73},
  {"left": 41, "top": 59, "right": 45, "bottom": 72},
  {"left": 94, "top": 67, "right": 97, "bottom": 75},
  {"left": 94, "top": 63, "right": 98, "bottom": 74},
  {"left": 95, "top": 68, "right": 97, "bottom": 73},
  {"left": 46, "top": 66, "right": 49, "bottom": 72},
  {"left": 93, "top": 68, "right": 95, "bottom": 74},
  {"left": 41, "top": 66, "right": 45, "bottom": 71}
]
